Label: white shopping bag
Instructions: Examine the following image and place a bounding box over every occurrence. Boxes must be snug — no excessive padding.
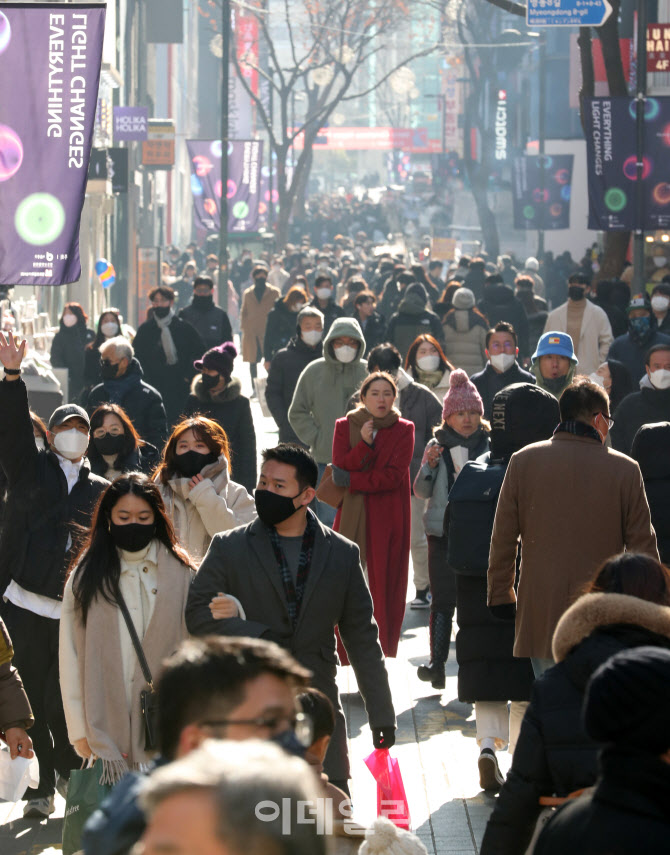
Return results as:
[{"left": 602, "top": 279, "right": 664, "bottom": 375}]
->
[
  {"left": 0, "top": 746, "right": 40, "bottom": 802},
  {"left": 253, "top": 377, "right": 273, "bottom": 418}
]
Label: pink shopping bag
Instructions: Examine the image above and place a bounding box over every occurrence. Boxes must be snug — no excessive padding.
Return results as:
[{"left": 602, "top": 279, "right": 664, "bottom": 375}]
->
[{"left": 364, "top": 748, "right": 411, "bottom": 830}]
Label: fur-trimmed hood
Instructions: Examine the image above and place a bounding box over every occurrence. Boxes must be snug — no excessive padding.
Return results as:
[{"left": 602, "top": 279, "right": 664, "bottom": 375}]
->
[
  {"left": 552, "top": 592, "right": 670, "bottom": 663},
  {"left": 190, "top": 374, "right": 243, "bottom": 402}
]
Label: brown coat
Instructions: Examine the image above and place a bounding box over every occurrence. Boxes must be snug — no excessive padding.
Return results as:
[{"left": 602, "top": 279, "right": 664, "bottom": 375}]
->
[
  {"left": 240, "top": 284, "right": 281, "bottom": 362},
  {"left": 0, "top": 618, "right": 33, "bottom": 732},
  {"left": 487, "top": 432, "right": 659, "bottom": 659}
]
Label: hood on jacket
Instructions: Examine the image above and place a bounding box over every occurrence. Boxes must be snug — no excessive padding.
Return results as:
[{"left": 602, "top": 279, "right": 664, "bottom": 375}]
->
[
  {"left": 482, "top": 283, "right": 515, "bottom": 305},
  {"left": 489, "top": 382, "right": 559, "bottom": 460},
  {"left": 631, "top": 421, "right": 670, "bottom": 480},
  {"left": 397, "top": 287, "right": 428, "bottom": 316},
  {"left": 552, "top": 592, "right": 670, "bottom": 663},
  {"left": 323, "top": 317, "right": 366, "bottom": 364},
  {"left": 190, "top": 374, "right": 243, "bottom": 402},
  {"left": 288, "top": 335, "right": 323, "bottom": 358}
]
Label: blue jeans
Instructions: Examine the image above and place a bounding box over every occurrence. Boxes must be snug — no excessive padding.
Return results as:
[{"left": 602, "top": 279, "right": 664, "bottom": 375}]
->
[
  {"left": 312, "top": 462, "right": 337, "bottom": 528},
  {"left": 531, "top": 657, "right": 554, "bottom": 678}
]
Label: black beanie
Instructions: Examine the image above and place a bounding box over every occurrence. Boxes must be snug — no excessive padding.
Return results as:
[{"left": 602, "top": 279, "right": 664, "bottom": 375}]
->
[
  {"left": 584, "top": 646, "right": 670, "bottom": 753},
  {"left": 489, "top": 382, "right": 559, "bottom": 460}
]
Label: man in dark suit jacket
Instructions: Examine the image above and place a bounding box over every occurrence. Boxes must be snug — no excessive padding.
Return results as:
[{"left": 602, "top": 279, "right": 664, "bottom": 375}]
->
[{"left": 185, "top": 443, "right": 396, "bottom": 792}]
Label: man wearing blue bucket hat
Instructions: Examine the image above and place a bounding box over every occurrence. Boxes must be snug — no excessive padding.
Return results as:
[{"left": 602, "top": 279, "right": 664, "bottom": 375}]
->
[{"left": 531, "top": 331, "right": 578, "bottom": 399}]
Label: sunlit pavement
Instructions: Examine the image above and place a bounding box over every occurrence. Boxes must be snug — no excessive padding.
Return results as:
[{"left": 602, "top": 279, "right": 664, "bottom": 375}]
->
[{"left": 0, "top": 357, "right": 507, "bottom": 853}]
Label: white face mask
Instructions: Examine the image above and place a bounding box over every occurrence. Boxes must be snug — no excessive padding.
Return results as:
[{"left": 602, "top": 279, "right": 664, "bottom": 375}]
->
[
  {"left": 651, "top": 295, "right": 670, "bottom": 312},
  {"left": 101, "top": 321, "right": 120, "bottom": 338},
  {"left": 334, "top": 344, "right": 357, "bottom": 363},
  {"left": 588, "top": 371, "right": 606, "bottom": 387},
  {"left": 291, "top": 302, "right": 306, "bottom": 313},
  {"left": 62, "top": 314, "right": 78, "bottom": 328},
  {"left": 316, "top": 288, "right": 332, "bottom": 300},
  {"left": 649, "top": 368, "right": 670, "bottom": 390},
  {"left": 35, "top": 437, "right": 45, "bottom": 451},
  {"left": 53, "top": 427, "right": 90, "bottom": 460},
  {"left": 416, "top": 354, "right": 440, "bottom": 372},
  {"left": 653, "top": 257, "right": 668, "bottom": 268},
  {"left": 490, "top": 353, "right": 515, "bottom": 373},
  {"left": 301, "top": 329, "right": 323, "bottom": 346}
]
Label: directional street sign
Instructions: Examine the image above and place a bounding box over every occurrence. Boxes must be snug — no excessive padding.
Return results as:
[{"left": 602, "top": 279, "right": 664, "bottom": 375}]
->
[{"left": 527, "top": 0, "right": 613, "bottom": 28}]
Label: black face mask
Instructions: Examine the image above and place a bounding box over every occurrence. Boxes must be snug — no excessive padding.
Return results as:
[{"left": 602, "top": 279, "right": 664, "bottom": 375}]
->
[
  {"left": 254, "top": 488, "right": 303, "bottom": 527},
  {"left": 100, "top": 359, "right": 121, "bottom": 380},
  {"left": 174, "top": 449, "right": 219, "bottom": 479},
  {"left": 153, "top": 306, "right": 170, "bottom": 319},
  {"left": 201, "top": 373, "right": 220, "bottom": 390},
  {"left": 271, "top": 728, "right": 307, "bottom": 759},
  {"left": 94, "top": 433, "right": 126, "bottom": 457},
  {"left": 192, "top": 294, "right": 214, "bottom": 310},
  {"left": 110, "top": 521, "right": 156, "bottom": 553},
  {"left": 542, "top": 375, "right": 569, "bottom": 395},
  {"left": 568, "top": 285, "right": 587, "bottom": 301}
]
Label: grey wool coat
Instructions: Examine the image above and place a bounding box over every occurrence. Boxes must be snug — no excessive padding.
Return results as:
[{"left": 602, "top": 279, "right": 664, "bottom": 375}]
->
[{"left": 185, "top": 515, "right": 396, "bottom": 781}]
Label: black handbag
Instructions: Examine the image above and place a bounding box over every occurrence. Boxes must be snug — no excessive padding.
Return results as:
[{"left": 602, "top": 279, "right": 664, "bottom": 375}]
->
[{"left": 116, "top": 590, "right": 160, "bottom": 751}]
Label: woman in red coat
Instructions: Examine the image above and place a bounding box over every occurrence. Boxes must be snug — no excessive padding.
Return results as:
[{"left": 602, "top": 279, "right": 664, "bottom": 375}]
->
[{"left": 331, "top": 371, "right": 414, "bottom": 658}]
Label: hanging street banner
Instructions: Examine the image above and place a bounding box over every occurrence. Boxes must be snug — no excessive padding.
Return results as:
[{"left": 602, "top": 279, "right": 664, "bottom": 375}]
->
[
  {"left": 527, "top": 0, "right": 612, "bottom": 28},
  {"left": 512, "top": 154, "right": 574, "bottom": 230},
  {"left": 0, "top": 3, "right": 106, "bottom": 286},
  {"left": 584, "top": 96, "right": 670, "bottom": 231},
  {"left": 186, "top": 139, "right": 264, "bottom": 234}
]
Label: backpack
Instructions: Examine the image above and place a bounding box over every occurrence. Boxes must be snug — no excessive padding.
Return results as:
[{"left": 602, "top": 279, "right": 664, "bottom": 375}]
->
[{"left": 445, "top": 457, "right": 507, "bottom": 576}]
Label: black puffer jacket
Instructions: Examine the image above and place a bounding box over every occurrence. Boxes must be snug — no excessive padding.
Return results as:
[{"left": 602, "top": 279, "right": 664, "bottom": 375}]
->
[
  {"left": 50, "top": 323, "right": 95, "bottom": 402},
  {"left": 478, "top": 284, "right": 530, "bottom": 359},
  {"left": 611, "top": 378, "right": 670, "bottom": 455},
  {"left": 263, "top": 300, "right": 301, "bottom": 361},
  {"left": 631, "top": 421, "right": 670, "bottom": 564},
  {"left": 265, "top": 336, "right": 322, "bottom": 445},
  {"left": 184, "top": 376, "right": 257, "bottom": 492},
  {"left": 481, "top": 593, "right": 670, "bottom": 855},
  {"left": 88, "top": 443, "right": 159, "bottom": 480},
  {"left": 179, "top": 299, "right": 233, "bottom": 353},
  {"left": 0, "top": 379, "right": 108, "bottom": 600}
]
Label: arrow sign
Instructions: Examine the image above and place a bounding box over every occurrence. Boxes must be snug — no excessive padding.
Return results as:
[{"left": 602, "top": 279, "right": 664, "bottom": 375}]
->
[{"left": 527, "top": 0, "right": 613, "bottom": 28}]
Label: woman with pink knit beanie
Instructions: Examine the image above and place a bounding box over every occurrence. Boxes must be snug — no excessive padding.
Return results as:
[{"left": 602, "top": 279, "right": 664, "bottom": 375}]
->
[{"left": 413, "top": 369, "right": 490, "bottom": 689}]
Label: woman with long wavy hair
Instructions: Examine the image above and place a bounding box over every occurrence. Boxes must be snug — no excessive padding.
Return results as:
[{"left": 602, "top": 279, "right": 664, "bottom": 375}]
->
[{"left": 59, "top": 473, "right": 194, "bottom": 784}]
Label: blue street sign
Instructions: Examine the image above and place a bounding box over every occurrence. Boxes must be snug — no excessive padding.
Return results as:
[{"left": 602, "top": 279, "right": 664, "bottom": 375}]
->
[{"left": 527, "top": 0, "right": 613, "bottom": 27}]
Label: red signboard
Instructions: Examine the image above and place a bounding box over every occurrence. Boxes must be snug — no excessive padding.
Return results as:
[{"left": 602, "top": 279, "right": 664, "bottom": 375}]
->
[
  {"left": 293, "top": 127, "right": 431, "bottom": 152},
  {"left": 236, "top": 14, "right": 259, "bottom": 96},
  {"left": 647, "top": 24, "right": 670, "bottom": 73}
]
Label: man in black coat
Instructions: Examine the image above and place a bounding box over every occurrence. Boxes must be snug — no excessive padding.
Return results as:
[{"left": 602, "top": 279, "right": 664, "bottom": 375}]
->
[
  {"left": 265, "top": 307, "right": 324, "bottom": 445},
  {"left": 478, "top": 274, "right": 530, "bottom": 360},
  {"left": 86, "top": 337, "right": 167, "bottom": 448},
  {"left": 178, "top": 275, "right": 233, "bottom": 352},
  {"left": 185, "top": 444, "right": 396, "bottom": 793},
  {"left": 470, "top": 322, "right": 535, "bottom": 420},
  {"left": 611, "top": 343, "right": 670, "bottom": 454},
  {"left": 0, "top": 332, "right": 108, "bottom": 817},
  {"left": 309, "top": 274, "right": 344, "bottom": 334},
  {"left": 133, "top": 286, "right": 205, "bottom": 427}
]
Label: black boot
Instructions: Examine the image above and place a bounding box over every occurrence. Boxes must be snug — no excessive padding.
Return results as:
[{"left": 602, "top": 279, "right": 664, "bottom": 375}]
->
[{"left": 417, "top": 612, "right": 452, "bottom": 689}]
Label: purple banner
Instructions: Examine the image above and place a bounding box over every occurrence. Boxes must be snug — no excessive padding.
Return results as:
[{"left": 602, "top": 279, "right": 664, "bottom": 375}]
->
[
  {"left": 512, "top": 154, "right": 573, "bottom": 231},
  {"left": 113, "top": 106, "right": 148, "bottom": 141},
  {"left": 0, "top": 3, "right": 106, "bottom": 286},
  {"left": 187, "top": 139, "right": 263, "bottom": 234}
]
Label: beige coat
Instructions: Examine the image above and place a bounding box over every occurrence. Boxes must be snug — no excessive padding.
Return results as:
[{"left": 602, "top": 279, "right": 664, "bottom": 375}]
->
[
  {"left": 487, "top": 431, "right": 658, "bottom": 659},
  {"left": 240, "top": 284, "right": 281, "bottom": 362},
  {"left": 543, "top": 300, "right": 613, "bottom": 375}
]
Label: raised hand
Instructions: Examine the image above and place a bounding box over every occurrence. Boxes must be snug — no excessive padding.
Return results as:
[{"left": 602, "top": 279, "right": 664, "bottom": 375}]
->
[
  {"left": 361, "top": 418, "right": 375, "bottom": 445},
  {"left": 0, "top": 331, "right": 26, "bottom": 374}
]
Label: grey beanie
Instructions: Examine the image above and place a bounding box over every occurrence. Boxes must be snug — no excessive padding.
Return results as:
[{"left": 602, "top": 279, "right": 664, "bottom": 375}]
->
[{"left": 452, "top": 287, "right": 475, "bottom": 310}]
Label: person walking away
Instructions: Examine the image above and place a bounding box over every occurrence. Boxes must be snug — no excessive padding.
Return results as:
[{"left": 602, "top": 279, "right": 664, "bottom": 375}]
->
[
  {"left": 240, "top": 266, "right": 281, "bottom": 389},
  {"left": 441, "top": 288, "right": 489, "bottom": 376},
  {"left": 86, "top": 336, "right": 168, "bottom": 450},
  {"left": 413, "top": 370, "right": 490, "bottom": 689},
  {"left": 266, "top": 307, "right": 324, "bottom": 446},
  {"left": 184, "top": 342, "right": 257, "bottom": 493},
  {"left": 177, "top": 276, "right": 232, "bottom": 353},
  {"left": 154, "top": 416, "right": 256, "bottom": 565},
  {"left": 87, "top": 403, "right": 159, "bottom": 480},
  {"left": 530, "top": 331, "right": 578, "bottom": 399},
  {"left": 0, "top": 332, "right": 108, "bottom": 817},
  {"left": 514, "top": 276, "right": 547, "bottom": 356},
  {"left": 386, "top": 283, "right": 444, "bottom": 360},
  {"left": 631, "top": 423, "right": 670, "bottom": 564},
  {"left": 331, "top": 372, "right": 414, "bottom": 658},
  {"left": 50, "top": 302, "right": 95, "bottom": 402},
  {"left": 590, "top": 279, "right": 629, "bottom": 338},
  {"left": 446, "top": 383, "right": 559, "bottom": 792},
  {"left": 263, "top": 285, "right": 309, "bottom": 367},
  {"left": 470, "top": 322, "right": 535, "bottom": 420},
  {"left": 487, "top": 377, "right": 659, "bottom": 678},
  {"left": 59, "top": 474, "right": 194, "bottom": 784},
  {"left": 133, "top": 287, "right": 204, "bottom": 428},
  {"left": 288, "top": 317, "right": 368, "bottom": 526},
  {"left": 611, "top": 344, "right": 670, "bottom": 454}
]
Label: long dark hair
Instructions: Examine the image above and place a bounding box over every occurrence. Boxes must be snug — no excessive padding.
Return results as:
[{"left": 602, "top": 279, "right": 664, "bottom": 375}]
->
[
  {"left": 405, "top": 334, "right": 454, "bottom": 375},
  {"left": 87, "top": 403, "right": 144, "bottom": 467},
  {"left": 88, "top": 308, "right": 123, "bottom": 351},
  {"left": 61, "top": 301, "right": 88, "bottom": 333},
  {"left": 70, "top": 473, "right": 192, "bottom": 624},
  {"left": 584, "top": 553, "right": 670, "bottom": 606}
]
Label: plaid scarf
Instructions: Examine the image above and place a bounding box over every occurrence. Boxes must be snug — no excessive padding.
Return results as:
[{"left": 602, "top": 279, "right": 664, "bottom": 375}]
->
[
  {"left": 267, "top": 510, "right": 317, "bottom": 627},
  {"left": 554, "top": 419, "right": 602, "bottom": 443}
]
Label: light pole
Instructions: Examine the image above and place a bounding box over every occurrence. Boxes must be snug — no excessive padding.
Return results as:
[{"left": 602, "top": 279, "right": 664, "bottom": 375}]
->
[
  {"left": 219, "top": 0, "right": 231, "bottom": 311},
  {"left": 633, "top": 0, "right": 648, "bottom": 294}
]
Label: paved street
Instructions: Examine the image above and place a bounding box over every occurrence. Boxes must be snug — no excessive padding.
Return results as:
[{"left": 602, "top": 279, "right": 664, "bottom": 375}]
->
[{"left": 0, "top": 374, "right": 507, "bottom": 853}]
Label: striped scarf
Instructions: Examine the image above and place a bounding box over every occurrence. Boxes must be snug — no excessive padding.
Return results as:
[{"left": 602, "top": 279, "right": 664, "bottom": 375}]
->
[
  {"left": 554, "top": 419, "right": 602, "bottom": 443},
  {"left": 268, "top": 510, "right": 317, "bottom": 627}
]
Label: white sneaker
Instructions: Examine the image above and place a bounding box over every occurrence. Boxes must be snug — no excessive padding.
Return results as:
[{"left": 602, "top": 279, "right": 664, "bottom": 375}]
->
[
  {"left": 410, "top": 588, "right": 431, "bottom": 609},
  {"left": 23, "top": 795, "right": 55, "bottom": 818}
]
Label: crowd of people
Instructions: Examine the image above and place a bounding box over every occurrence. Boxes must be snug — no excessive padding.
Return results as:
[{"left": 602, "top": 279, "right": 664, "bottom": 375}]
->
[{"left": 1, "top": 237, "right": 670, "bottom": 853}]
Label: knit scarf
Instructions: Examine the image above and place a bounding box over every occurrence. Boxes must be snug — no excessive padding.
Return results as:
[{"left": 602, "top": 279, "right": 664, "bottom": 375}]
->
[
  {"left": 153, "top": 308, "right": 179, "bottom": 366},
  {"left": 554, "top": 419, "right": 603, "bottom": 444},
  {"left": 267, "top": 509, "right": 317, "bottom": 628},
  {"left": 414, "top": 366, "right": 444, "bottom": 389},
  {"left": 434, "top": 424, "right": 486, "bottom": 451},
  {"left": 338, "top": 406, "right": 400, "bottom": 567},
  {"left": 71, "top": 545, "right": 192, "bottom": 784}
]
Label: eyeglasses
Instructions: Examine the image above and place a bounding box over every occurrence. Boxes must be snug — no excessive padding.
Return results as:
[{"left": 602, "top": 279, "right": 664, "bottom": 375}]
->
[
  {"left": 198, "top": 711, "right": 313, "bottom": 747},
  {"left": 594, "top": 413, "right": 615, "bottom": 429}
]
